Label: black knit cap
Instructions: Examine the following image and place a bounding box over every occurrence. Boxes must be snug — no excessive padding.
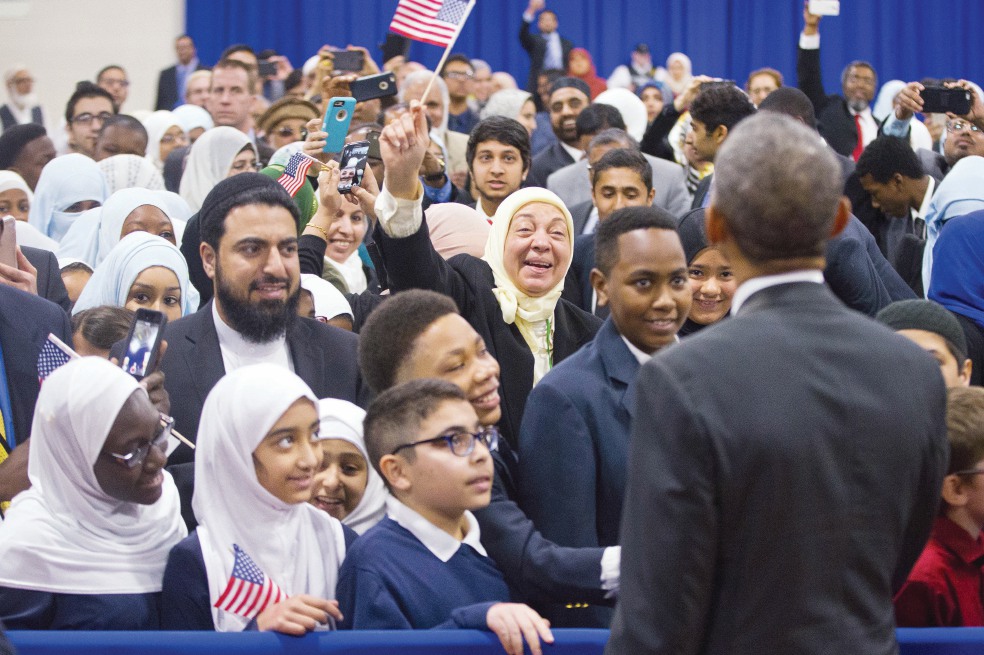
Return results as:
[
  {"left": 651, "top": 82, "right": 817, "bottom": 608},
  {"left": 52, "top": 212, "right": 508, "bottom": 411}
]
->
[
  {"left": 198, "top": 172, "right": 300, "bottom": 249},
  {"left": 876, "top": 299, "right": 968, "bottom": 361},
  {"left": 549, "top": 76, "right": 591, "bottom": 100},
  {"left": 0, "top": 123, "right": 47, "bottom": 170}
]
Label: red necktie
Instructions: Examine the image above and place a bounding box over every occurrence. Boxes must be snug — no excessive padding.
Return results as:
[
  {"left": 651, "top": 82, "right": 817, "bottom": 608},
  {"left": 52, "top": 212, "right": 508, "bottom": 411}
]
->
[{"left": 852, "top": 114, "right": 864, "bottom": 162}]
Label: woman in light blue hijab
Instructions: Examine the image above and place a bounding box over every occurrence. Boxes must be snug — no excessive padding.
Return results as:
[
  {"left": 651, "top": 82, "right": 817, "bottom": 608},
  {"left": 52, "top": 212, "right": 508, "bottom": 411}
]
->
[
  {"left": 28, "top": 153, "right": 108, "bottom": 241},
  {"left": 921, "top": 155, "right": 984, "bottom": 294},
  {"left": 72, "top": 231, "right": 198, "bottom": 320}
]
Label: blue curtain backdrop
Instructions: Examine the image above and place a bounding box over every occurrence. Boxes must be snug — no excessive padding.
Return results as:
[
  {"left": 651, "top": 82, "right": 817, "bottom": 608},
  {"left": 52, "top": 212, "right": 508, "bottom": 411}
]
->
[{"left": 186, "top": 0, "right": 984, "bottom": 95}]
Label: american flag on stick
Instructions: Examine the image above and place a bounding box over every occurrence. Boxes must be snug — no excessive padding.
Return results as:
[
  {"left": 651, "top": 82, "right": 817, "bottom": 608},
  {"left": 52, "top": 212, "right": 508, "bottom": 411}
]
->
[
  {"left": 390, "top": 0, "right": 475, "bottom": 48},
  {"left": 276, "top": 152, "right": 316, "bottom": 198},
  {"left": 214, "top": 544, "right": 287, "bottom": 620},
  {"left": 37, "top": 333, "right": 77, "bottom": 384}
]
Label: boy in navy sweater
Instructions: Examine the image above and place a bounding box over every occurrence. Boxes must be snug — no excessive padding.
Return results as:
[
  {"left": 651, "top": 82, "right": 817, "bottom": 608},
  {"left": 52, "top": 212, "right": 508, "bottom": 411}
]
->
[{"left": 336, "top": 379, "right": 553, "bottom": 655}]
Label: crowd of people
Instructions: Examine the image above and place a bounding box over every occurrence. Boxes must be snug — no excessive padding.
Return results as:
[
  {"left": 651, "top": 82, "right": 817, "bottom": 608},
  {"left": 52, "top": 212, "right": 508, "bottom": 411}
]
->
[{"left": 0, "top": 1, "right": 982, "bottom": 653}]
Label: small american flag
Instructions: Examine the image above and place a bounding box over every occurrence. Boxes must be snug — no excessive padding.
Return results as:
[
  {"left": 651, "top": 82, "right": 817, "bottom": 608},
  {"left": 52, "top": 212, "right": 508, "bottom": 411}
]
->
[
  {"left": 276, "top": 153, "right": 315, "bottom": 198},
  {"left": 390, "top": 0, "right": 474, "bottom": 48},
  {"left": 214, "top": 544, "right": 287, "bottom": 619},
  {"left": 37, "top": 334, "right": 75, "bottom": 384}
]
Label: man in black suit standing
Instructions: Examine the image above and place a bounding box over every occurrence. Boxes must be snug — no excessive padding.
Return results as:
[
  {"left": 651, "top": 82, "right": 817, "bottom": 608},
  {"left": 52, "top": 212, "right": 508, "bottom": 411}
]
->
[
  {"left": 519, "top": 0, "right": 572, "bottom": 103},
  {"left": 156, "top": 35, "right": 205, "bottom": 111},
  {"left": 607, "top": 113, "right": 949, "bottom": 655},
  {"left": 526, "top": 77, "right": 590, "bottom": 188}
]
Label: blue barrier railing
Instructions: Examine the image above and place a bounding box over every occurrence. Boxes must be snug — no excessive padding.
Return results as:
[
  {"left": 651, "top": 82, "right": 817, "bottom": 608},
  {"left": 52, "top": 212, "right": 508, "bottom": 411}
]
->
[{"left": 8, "top": 628, "right": 984, "bottom": 654}]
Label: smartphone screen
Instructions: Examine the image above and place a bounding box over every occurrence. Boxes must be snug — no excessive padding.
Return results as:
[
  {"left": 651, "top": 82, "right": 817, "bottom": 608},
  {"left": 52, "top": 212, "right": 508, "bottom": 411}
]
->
[
  {"left": 338, "top": 140, "right": 370, "bottom": 193},
  {"left": 121, "top": 310, "right": 166, "bottom": 380},
  {"left": 332, "top": 50, "right": 365, "bottom": 72},
  {"left": 0, "top": 215, "right": 16, "bottom": 268}
]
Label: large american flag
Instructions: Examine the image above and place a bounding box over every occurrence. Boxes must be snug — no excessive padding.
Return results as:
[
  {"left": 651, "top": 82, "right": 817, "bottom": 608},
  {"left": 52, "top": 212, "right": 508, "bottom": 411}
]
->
[
  {"left": 276, "top": 152, "right": 315, "bottom": 198},
  {"left": 390, "top": 0, "right": 473, "bottom": 48},
  {"left": 37, "top": 334, "right": 75, "bottom": 384},
  {"left": 214, "top": 544, "right": 287, "bottom": 619}
]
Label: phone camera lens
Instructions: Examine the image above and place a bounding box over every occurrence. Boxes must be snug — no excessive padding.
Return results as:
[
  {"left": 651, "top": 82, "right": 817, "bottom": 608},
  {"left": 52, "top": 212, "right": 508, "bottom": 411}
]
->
[{"left": 336, "top": 109, "right": 348, "bottom": 122}]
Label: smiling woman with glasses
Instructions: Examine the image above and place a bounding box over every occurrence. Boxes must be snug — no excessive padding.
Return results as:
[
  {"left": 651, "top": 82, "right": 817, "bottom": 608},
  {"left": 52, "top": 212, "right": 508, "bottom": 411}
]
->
[{"left": 0, "top": 357, "right": 186, "bottom": 630}]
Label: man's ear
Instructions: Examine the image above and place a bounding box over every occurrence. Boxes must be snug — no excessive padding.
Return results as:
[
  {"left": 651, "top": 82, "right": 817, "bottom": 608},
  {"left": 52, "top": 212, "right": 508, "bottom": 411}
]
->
[
  {"left": 830, "top": 196, "right": 850, "bottom": 238},
  {"left": 200, "top": 242, "right": 217, "bottom": 281},
  {"left": 590, "top": 268, "right": 609, "bottom": 307},
  {"left": 713, "top": 124, "right": 729, "bottom": 146},
  {"left": 379, "top": 454, "right": 412, "bottom": 493}
]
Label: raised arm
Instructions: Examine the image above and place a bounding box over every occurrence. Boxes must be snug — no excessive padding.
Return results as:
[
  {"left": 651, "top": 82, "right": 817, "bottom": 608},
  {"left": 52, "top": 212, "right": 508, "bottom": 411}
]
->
[{"left": 796, "top": 2, "right": 827, "bottom": 113}]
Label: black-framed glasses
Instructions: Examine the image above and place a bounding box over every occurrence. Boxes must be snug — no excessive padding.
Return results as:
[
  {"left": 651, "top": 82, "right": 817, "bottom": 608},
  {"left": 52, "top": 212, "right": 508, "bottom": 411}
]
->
[
  {"left": 947, "top": 120, "right": 982, "bottom": 134},
  {"left": 105, "top": 414, "right": 174, "bottom": 469},
  {"left": 72, "top": 112, "right": 113, "bottom": 125},
  {"left": 391, "top": 426, "right": 499, "bottom": 457}
]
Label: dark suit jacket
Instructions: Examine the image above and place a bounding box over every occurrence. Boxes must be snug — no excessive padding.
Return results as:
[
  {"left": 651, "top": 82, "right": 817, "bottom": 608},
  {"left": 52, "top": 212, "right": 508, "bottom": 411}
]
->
[
  {"left": 22, "top": 246, "right": 70, "bottom": 312},
  {"left": 527, "top": 142, "right": 575, "bottom": 189},
  {"left": 519, "top": 20, "right": 573, "bottom": 99},
  {"left": 797, "top": 45, "right": 860, "bottom": 158},
  {"left": 155, "top": 63, "right": 208, "bottom": 111},
  {"left": 0, "top": 285, "right": 72, "bottom": 446},
  {"left": 568, "top": 199, "right": 593, "bottom": 237},
  {"left": 375, "top": 215, "right": 601, "bottom": 450},
  {"left": 606, "top": 281, "right": 948, "bottom": 655},
  {"left": 562, "top": 232, "right": 609, "bottom": 319}
]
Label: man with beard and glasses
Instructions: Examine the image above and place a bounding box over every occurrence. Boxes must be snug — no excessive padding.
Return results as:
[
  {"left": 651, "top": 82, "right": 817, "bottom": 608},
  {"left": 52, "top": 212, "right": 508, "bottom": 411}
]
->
[{"left": 160, "top": 173, "right": 369, "bottom": 468}]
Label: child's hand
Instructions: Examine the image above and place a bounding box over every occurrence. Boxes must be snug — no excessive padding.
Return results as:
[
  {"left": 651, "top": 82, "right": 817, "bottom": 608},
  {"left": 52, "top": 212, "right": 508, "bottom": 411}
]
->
[
  {"left": 486, "top": 602, "right": 554, "bottom": 655},
  {"left": 256, "top": 595, "right": 343, "bottom": 635}
]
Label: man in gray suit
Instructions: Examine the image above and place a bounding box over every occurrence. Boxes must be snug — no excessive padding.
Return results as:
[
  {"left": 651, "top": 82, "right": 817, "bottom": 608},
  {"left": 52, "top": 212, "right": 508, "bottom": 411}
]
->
[
  {"left": 607, "top": 113, "right": 948, "bottom": 655},
  {"left": 548, "top": 128, "right": 690, "bottom": 226}
]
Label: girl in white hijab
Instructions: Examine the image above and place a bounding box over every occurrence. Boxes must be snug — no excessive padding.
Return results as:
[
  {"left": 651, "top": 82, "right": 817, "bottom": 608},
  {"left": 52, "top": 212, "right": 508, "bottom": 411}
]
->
[
  {"left": 142, "top": 110, "right": 187, "bottom": 173},
  {"left": 921, "top": 155, "right": 984, "bottom": 294},
  {"left": 28, "top": 153, "right": 108, "bottom": 241},
  {"left": 72, "top": 231, "right": 198, "bottom": 320},
  {"left": 310, "top": 399, "right": 386, "bottom": 535},
  {"left": 161, "top": 364, "right": 348, "bottom": 633},
  {"left": 0, "top": 170, "right": 59, "bottom": 250},
  {"left": 179, "top": 126, "right": 257, "bottom": 211},
  {"left": 172, "top": 102, "right": 214, "bottom": 143},
  {"left": 98, "top": 154, "right": 165, "bottom": 194},
  {"left": 299, "top": 273, "right": 354, "bottom": 327},
  {"left": 665, "top": 52, "right": 693, "bottom": 97},
  {"left": 0, "top": 357, "right": 186, "bottom": 629}
]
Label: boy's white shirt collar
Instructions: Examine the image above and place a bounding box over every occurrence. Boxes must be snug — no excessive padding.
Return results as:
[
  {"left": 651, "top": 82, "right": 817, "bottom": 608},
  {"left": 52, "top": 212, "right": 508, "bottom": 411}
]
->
[{"left": 386, "top": 495, "right": 487, "bottom": 562}]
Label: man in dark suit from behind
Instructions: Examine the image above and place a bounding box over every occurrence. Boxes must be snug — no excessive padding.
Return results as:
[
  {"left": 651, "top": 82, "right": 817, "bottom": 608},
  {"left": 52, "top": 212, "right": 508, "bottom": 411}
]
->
[
  {"left": 607, "top": 113, "right": 949, "bottom": 655},
  {"left": 519, "top": 0, "right": 572, "bottom": 105},
  {"left": 156, "top": 35, "right": 205, "bottom": 111}
]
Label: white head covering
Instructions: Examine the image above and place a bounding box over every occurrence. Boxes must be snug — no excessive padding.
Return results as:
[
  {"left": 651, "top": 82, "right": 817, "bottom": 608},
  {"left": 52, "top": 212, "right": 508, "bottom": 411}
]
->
[
  {"left": 193, "top": 364, "right": 347, "bottom": 632},
  {"left": 72, "top": 231, "right": 197, "bottom": 317},
  {"left": 141, "top": 110, "right": 185, "bottom": 173},
  {"left": 665, "top": 52, "right": 693, "bottom": 96},
  {"left": 317, "top": 399, "right": 385, "bottom": 535},
  {"left": 302, "top": 55, "right": 322, "bottom": 76},
  {"left": 300, "top": 274, "right": 353, "bottom": 320},
  {"left": 99, "top": 154, "right": 166, "bottom": 195},
  {"left": 0, "top": 357, "right": 186, "bottom": 594},
  {"left": 426, "top": 201, "right": 490, "bottom": 258},
  {"left": 482, "top": 187, "right": 574, "bottom": 384},
  {"left": 0, "top": 169, "right": 33, "bottom": 203},
  {"left": 172, "top": 104, "right": 214, "bottom": 135},
  {"left": 28, "top": 153, "right": 108, "bottom": 241},
  {"left": 873, "top": 80, "right": 907, "bottom": 123},
  {"left": 480, "top": 89, "right": 533, "bottom": 122},
  {"left": 922, "top": 155, "right": 984, "bottom": 294},
  {"left": 179, "top": 126, "right": 255, "bottom": 211},
  {"left": 594, "top": 88, "right": 649, "bottom": 141}
]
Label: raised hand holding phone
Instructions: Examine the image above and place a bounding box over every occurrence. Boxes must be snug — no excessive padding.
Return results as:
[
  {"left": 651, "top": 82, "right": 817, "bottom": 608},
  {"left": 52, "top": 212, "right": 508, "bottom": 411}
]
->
[{"left": 322, "top": 97, "right": 356, "bottom": 154}]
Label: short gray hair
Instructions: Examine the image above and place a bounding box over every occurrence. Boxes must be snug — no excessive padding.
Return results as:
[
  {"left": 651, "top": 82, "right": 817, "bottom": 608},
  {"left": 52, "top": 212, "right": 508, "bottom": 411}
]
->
[{"left": 711, "top": 113, "right": 842, "bottom": 263}]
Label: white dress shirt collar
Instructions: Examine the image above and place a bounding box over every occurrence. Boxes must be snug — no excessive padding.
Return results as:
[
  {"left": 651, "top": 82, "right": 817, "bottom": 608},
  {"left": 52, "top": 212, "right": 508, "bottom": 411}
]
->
[
  {"left": 559, "top": 140, "right": 584, "bottom": 163},
  {"left": 386, "top": 496, "right": 486, "bottom": 562},
  {"left": 730, "top": 270, "right": 825, "bottom": 316},
  {"left": 211, "top": 301, "right": 292, "bottom": 372},
  {"left": 620, "top": 334, "right": 679, "bottom": 365},
  {"left": 913, "top": 176, "right": 936, "bottom": 221}
]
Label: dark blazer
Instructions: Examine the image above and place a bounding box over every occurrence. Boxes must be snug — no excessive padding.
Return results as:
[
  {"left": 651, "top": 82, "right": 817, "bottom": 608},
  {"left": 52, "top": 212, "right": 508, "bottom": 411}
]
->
[
  {"left": 0, "top": 285, "right": 72, "bottom": 446},
  {"left": 607, "top": 281, "right": 948, "bottom": 655},
  {"left": 527, "top": 142, "right": 575, "bottom": 189},
  {"left": 797, "top": 45, "right": 860, "bottom": 158},
  {"left": 519, "top": 20, "right": 573, "bottom": 99},
  {"left": 22, "top": 246, "right": 70, "bottom": 312},
  {"left": 568, "top": 199, "right": 593, "bottom": 237},
  {"left": 562, "top": 232, "right": 609, "bottom": 319},
  {"left": 375, "top": 214, "right": 601, "bottom": 449},
  {"left": 155, "top": 63, "right": 207, "bottom": 111}
]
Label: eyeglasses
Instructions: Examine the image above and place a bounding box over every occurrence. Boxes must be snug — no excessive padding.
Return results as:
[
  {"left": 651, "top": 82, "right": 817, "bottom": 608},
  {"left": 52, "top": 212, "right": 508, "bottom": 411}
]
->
[
  {"left": 444, "top": 71, "right": 474, "bottom": 80},
  {"left": 102, "top": 78, "right": 130, "bottom": 88},
  {"left": 391, "top": 426, "right": 499, "bottom": 457},
  {"left": 947, "top": 120, "right": 982, "bottom": 134},
  {"left": 71, "top": 112, "right": 113, "bottom": 125},
  {"left": 104, "top": 414, "right": 174, "bottom": 469},
  {"left": 275, "top": 126, "right": 300, "bottom": 138}
]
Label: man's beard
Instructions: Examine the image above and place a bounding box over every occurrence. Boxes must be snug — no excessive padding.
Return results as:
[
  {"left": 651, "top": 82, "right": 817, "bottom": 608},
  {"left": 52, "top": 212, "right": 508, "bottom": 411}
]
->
[
  {"left": 215, "top": 269, "right": 299, "bottom": 344},
  {"left": 8, "top": 91, "right": 38, "bottom": 112},
  {"left": 847, "top": 97, "right": 869, "bottom": 113}
]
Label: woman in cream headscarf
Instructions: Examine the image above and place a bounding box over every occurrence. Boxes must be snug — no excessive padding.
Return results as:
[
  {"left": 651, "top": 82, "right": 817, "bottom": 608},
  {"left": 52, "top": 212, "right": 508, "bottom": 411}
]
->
[
  {"left": 372, "top": 105, "right": 601, "bottom": 448},
  {"left": 0, "top": 357, "right": 186, "bottom": 629},
  {"left": 161, "top": 364, "right": 347, "bottom": 633},
  {"left": 178, "top": 126, "right": 257, "bottom": 211},
  {"left": 665, "top": 52, "right": 693, "bottom": 97}
]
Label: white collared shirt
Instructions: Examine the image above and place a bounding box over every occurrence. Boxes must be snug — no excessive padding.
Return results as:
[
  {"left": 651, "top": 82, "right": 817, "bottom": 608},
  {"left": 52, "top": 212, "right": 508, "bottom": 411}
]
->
[
  {"left": 799, "top": 32, "right": 876, "bottom": 147},
  {"left": 730, "top": 270, "right": 825, "bottom": 316},
  {"left": 386, "top": 496, "right": 487, "bottom": 562},
  {"left": 913, "top": 176, "right": 936, "bottom": 222},
  {"left": 211, "top": 301, "right": 292, "bottom": 373},
  {"left": 582, "top": 206, "right": 600, "bottom": 236},
  {"left": 559, "top": 140, "right": 584, "bottom": 164},
  {"left": 620, "top": 334, "right": 679, "bottom": 365}
]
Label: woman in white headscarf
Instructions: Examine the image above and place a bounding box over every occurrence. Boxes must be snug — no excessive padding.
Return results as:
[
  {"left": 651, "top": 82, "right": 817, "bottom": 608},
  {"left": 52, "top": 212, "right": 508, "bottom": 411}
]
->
[
  {"left": 179, "top": 126, "right": 258, "bottom": 211},
  {"left": 664, "top": 52, "right": 693, "bottom": 97},
  {"left": 481, "top": 89, "right": 537, "bottom": 136},
  {"left": 172, "top": 104, "right": 213, "bottom": 144},
  {"left": 0, "top": 357, "right": 185, "bottom": 629},
  {"left": 310, "top": 399, "right": 386, "bottom": 535},
  {"left": 0, "top": 170, "right": 58, "bottom": 250},
  {"left": 28, "top": 153, "right": 108, "bottom": 241},
  {"left": 299, "top": 273, "right": 354, "bottom": 329},
  {"left": 98, "top": 154, "right": 165, "bottom": 194},
  {"left": 594, "top": 88, "right": 649, "bottom": 142},
  {"left": 921, "top": 155, "right": 984, "bottom": 294},
  {"left": 72, "top": 231, "right": 197, "bottom": 320},
  {"left": 161, "top": 364, "right": 348, "bottom": 633},
  {"left": 142, "top": 110, "right": 187, "bottom": 173},
  {"left": 874, "top": 80, "right": 933, "bottom": 152}
]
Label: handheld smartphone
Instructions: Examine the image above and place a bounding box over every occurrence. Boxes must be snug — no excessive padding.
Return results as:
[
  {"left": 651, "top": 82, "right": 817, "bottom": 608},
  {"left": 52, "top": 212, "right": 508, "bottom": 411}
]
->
[
  {"left": 808, "top": 0, "right": 840, "bottom": 16},
  {"left": 331, "top": 50, "right": 365, "bottom": 73},
  {"left": 366, "top": 130, "right": 381, "bottom": 160},
  {"left": 120, "top": 309, "right": 167, "bottom": 381},
  {"left": 322, "top": 97, "right": 356, "bottom": 154},
  {"left": 380, "top": 33, "right": 411, "bottom": 64},
  {"left": 921, "top": 86, "right": 972, "bottom": 115},
  {"left": 258, "top": 60, "right": 277, "bottom": 78},
  {"left": 350, "top": 72, "right": 398, "bottom": 103},
  {"left": 338, "top": 140, "right": 370, "bottom": 194},
  {"left": 0, "top": 215, "right": 17, "bottom": 268}
]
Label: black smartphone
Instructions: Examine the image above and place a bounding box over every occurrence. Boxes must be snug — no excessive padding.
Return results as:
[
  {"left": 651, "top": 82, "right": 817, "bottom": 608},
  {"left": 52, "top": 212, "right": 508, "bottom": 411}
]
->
[
  {"left": 332, "top": 50, "right": 365, "bottom": 73},
  {"left": 920, "top": 86, "right": 972, "bottom": 115},
  {"left": 258, "top": 60, "right": 277, "bottom": 78},
  {"left": 121, "top": 309, "right": 167, "bottom": 381},
  {"left": 380, "top": 33, "right": 410, "bottom": 64},
  {"left": 350, "top": 71, "right": 398, "bottom": 103},
  {"left": 366, "top": 130, "right": 381, "bottom": 160},
  {"left": 337, "top": 140, "right": 369, "bottom": 194}
]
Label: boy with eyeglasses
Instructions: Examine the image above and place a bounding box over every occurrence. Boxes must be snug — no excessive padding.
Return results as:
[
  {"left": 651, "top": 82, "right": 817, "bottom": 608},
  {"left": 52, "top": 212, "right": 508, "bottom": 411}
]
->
[
  {"left": 64, "top": 82, "right": 116, "bottom": 158},
  {"left": 336, "top": 378, "right": 554, "bottom": 655},
  {"left": 895, "top": 386, "right": 984, "bottom": 626}
]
